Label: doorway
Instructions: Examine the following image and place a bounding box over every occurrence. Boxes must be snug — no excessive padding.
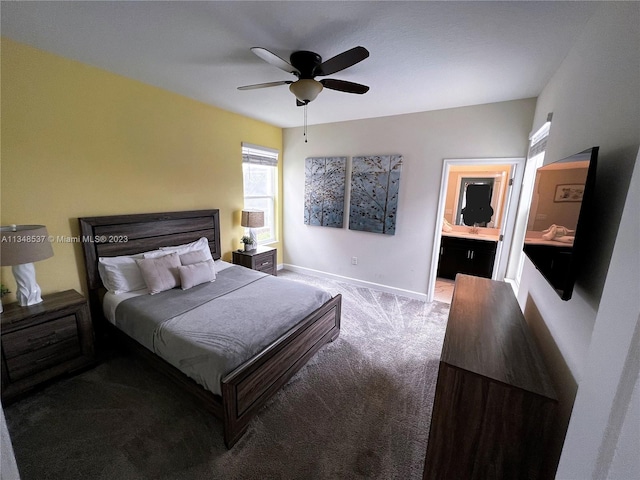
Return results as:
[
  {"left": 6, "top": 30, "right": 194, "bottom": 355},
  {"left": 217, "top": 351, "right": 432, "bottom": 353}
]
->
[{"left": 428, "top": 157, "right": 526, "bottom": 302}]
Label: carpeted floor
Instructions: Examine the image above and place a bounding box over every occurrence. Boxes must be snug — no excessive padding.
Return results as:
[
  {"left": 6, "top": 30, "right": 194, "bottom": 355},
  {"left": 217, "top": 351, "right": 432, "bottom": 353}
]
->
[{"left": 4, "top": 270, "right": 449, "bottom": 480}]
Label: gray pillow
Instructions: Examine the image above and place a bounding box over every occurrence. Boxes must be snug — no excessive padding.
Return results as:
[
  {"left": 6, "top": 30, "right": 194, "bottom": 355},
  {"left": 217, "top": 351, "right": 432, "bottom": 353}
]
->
[
  {"left": 136, "top": 252, "right": 181, "bottom": 294},
  {"left": 179, "top": 249, "right": 209, "bottom": 266},
  {"left": 178, "top": 259, "right": 216, "bottom": 290}
]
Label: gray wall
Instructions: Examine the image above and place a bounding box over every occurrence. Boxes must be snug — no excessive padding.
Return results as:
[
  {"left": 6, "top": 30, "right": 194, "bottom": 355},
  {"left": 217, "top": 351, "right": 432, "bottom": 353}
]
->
[
  {"left": 283, "top": 98, "right": 535, "bottom": 298},
  {"left": 517, "top": 3, "right": 639, "bottom": 478}
]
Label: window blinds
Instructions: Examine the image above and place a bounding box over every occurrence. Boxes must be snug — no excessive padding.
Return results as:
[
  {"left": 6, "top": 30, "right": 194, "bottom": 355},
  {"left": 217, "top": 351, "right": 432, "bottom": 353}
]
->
[
  {"left": 528, "top": 113, "right": 553, "bottom": 159},
  {"left": 528, "top": 136, "right": 548, "bottom": 158},
  {"left": 242, "top": 143, "right": 279, "bottom": 167}
]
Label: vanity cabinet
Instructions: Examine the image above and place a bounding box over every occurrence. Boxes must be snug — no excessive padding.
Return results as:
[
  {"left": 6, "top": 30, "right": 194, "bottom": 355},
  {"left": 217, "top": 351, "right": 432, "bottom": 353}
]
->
[{"left": 437, "top": 236, "right": 497, "bottom": 280}]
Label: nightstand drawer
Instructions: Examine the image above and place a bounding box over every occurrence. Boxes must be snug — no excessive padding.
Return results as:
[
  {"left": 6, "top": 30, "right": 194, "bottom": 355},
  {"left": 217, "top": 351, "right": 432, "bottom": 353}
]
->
[
  {"left": 3, "top": 315, "right": 82, "bottom": 381},
  {"left": 255, "top": 254, "right": 275, "bottom": 273}
]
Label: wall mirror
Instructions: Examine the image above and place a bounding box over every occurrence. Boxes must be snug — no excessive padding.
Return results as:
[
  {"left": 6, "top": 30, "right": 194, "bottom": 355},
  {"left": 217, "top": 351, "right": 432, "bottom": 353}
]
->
[{"left": 444, "top": 165, "right": 513, "bottom": 229}]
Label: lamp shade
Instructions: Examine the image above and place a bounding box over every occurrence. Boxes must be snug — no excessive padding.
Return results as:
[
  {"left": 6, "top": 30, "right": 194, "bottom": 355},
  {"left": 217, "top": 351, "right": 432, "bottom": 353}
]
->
[
  {"left": 0, "top": 225, "right": 54, "bottom": 266},
  {"left": 241, "top": 210, "right": 265, "bottom": 229}
]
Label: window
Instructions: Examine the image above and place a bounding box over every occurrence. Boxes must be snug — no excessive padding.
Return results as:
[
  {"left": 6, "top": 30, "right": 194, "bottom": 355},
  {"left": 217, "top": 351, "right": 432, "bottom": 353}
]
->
[
  {"left": 504, "top": 115, "right": 552, "bottom": 286},
  {"left": 242, "top": 143, "right": 278, "bottom": 244}
]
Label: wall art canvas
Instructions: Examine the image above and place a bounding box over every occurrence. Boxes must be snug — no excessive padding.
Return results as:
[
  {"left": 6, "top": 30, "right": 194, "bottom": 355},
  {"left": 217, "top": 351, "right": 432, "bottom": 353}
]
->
[
  {"left": 349, "top": 154, "right": 403, "bottom": 235},
  {"left": 304, "top": 156, "right": 347, "bottom": 228}
]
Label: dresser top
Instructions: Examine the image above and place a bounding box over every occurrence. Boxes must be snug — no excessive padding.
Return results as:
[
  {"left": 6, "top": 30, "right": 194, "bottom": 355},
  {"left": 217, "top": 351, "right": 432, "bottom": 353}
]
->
[{"left": 442, "top": 275, "right": 556, "bottom": 399}]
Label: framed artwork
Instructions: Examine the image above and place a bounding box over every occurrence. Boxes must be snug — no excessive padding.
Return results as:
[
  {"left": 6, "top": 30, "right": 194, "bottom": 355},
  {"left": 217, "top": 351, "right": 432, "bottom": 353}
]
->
[
  {"left": 304, "top": 157, "right": 347, "bottom": 228},
  {"left": 349, "top": 154, "right": 403, "bottom": 235},
  {"left": 554, "top": 184, "right": 584, "bottom": 202}
]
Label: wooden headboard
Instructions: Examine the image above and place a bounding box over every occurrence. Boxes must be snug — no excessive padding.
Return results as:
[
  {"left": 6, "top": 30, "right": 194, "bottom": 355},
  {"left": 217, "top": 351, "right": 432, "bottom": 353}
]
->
[{"left": 78, "top": 209, "right": 221, "bottom": 320}]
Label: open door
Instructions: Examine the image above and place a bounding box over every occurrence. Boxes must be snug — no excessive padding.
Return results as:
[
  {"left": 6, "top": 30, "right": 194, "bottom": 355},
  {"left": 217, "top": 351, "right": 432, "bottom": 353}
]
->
[{"left": 428, "top": 157, "right": 525, "bottom": 302}]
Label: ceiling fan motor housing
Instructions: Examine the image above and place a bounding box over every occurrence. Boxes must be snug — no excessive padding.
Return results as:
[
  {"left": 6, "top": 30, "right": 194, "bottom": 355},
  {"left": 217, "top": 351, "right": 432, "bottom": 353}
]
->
[{"left": 290, "top": 51, "right": 323, "bottom": 78}]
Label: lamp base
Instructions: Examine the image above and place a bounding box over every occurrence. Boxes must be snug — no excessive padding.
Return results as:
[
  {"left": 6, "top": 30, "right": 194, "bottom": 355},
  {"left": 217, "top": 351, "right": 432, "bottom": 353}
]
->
[
  {"left": 12, "top": 263, "right": 43, "bottom": 306},
  {"left": 248, "top": 228, "right": 258, "bottom": 251}
]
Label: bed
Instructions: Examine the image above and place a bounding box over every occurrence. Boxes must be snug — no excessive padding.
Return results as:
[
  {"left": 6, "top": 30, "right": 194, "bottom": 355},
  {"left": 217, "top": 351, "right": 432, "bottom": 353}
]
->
[{"left": 78, "top": 209, "right": 341, "bottom": 448}]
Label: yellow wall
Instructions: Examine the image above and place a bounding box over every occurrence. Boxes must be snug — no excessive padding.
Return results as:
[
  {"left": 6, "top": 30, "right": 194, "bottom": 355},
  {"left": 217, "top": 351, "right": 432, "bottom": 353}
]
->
[{"left": 0, "top": 38, "right": 283, "bottom": 302}]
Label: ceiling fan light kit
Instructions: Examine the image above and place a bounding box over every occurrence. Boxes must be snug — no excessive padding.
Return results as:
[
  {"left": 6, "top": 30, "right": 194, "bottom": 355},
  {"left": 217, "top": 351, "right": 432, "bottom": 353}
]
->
[{"left": 289, "top": 79, "right": 323, "bottom": 103}]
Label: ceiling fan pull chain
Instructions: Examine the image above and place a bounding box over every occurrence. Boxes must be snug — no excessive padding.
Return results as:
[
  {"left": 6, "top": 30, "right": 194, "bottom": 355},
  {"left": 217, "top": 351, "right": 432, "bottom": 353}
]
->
[{"left": 304, "top": 103, "right": 308, "bottom": 143}]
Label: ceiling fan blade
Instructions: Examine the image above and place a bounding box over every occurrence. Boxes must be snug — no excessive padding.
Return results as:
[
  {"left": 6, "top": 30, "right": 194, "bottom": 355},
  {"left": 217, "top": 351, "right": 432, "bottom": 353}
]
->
[
  {"left": 315, "top": 46, "right": 369, "bottom": 76},
  {"left": 320, "top": 79, "right": 369, "bottom": 94},
  {"left": 237, "top": 80, "right": 292, "bottom": 91},
  {"left": 250, "top": 47, "right": 300, "bottom": 75}
]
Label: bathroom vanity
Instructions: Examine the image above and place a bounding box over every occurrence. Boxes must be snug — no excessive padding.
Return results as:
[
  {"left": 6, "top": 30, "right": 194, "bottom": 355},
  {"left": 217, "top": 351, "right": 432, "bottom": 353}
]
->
[{"left": 437, "top": 231, "right": 498, "bottom": 280}]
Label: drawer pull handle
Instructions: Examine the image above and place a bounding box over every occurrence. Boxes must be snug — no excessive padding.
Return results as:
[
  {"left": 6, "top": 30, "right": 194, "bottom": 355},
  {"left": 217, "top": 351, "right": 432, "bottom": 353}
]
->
[
  {"left": 260, "top": 262, "right": 270, "bottom": 266},
  {"left": 34, "top": 352, "right": 60, "bottom": 364},
  {"left": 28, "top": 332, "right": 58, "bottom": 343}
]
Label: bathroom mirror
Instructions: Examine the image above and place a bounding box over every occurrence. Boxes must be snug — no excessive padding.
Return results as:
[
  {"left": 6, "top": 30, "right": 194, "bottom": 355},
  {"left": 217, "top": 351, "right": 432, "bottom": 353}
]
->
[{"left": 444, "top": 165, "right": 513, "bottom": 229}]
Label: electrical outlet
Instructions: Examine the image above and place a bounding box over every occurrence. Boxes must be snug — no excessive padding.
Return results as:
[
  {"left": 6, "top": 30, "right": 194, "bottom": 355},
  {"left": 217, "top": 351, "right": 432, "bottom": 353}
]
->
[
  {"left": 351, "top": 256, "right": 358, "bottom": 265},
  {"left": 536, "top": 213, "right": 547, "bottom": 220}
]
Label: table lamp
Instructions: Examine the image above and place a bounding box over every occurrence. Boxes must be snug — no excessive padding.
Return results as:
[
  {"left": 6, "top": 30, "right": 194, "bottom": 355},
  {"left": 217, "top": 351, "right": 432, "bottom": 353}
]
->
[
  {"left": 0, "top": 225, "right": 54, "bottom": 306},
  {"left": 240, "top": 210, "right": 264, "bottom": 251}
]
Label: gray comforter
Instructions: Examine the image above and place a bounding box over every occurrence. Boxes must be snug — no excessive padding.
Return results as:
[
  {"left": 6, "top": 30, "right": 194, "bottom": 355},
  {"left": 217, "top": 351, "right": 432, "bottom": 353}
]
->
[{"left": 114, "top": 266, "right": 331, "bottom": 395}]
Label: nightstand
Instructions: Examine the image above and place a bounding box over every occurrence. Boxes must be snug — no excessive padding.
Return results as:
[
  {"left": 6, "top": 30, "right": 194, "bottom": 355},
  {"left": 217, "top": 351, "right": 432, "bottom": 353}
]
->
[
  {"left": 1, "top": 289, "right": 95, "bottom": 403},
  {"left": 232, "top": 246, "right": 277, "bottom": 276}
]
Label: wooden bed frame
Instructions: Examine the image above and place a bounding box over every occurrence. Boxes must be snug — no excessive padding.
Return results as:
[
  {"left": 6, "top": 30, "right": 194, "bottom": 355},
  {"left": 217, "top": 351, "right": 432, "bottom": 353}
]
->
[{"left": 78, "top": 209, "right": 341, "bottom": 448}]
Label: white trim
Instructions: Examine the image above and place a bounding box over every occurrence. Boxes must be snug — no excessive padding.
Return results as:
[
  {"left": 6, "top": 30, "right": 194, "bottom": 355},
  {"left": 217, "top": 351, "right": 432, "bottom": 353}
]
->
[
  {"left": 503, "top": 277, "right": 520, "bottom": 296},
  {"left": 282, "top": 264, "right": 428, "bottom": 302}
]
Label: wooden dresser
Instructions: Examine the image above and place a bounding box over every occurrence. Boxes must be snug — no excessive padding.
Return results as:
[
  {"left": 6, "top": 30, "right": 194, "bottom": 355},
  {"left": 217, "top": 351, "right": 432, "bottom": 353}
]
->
[
  {"left": 1, "top": 290, "right": 95, "bottom": 403},
  {"left": 423, "top": 274, "right": 557, "bottom": 479}
]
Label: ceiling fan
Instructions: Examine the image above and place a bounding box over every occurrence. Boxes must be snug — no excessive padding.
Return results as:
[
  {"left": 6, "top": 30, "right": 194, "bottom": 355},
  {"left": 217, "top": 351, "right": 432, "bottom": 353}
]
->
[{"left": 238, "top": 46, "right": 370, "bottom": 105}]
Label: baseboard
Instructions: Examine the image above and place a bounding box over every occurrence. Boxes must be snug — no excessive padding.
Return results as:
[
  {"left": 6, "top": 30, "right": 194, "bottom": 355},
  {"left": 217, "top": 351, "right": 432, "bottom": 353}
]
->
[{"left": 282, "top": 264, "right": 428, "bottom": 302}]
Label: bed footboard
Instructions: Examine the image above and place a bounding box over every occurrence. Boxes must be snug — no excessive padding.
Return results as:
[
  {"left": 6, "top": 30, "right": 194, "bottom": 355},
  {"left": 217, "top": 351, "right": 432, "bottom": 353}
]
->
[{"left": 221, "top": 294, "right": 341, "bottom": 447}]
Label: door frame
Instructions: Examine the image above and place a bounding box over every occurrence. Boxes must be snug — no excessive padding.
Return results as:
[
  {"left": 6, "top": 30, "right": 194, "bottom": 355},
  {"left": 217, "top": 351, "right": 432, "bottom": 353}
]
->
[{"left": 428, "top": 157, "right": 525, "bottom": 302}]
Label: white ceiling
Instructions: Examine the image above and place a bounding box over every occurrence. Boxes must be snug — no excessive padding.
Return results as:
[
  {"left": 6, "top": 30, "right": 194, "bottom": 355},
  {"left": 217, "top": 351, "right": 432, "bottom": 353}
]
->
[{"left": 1, "top": 1, "right": 600, "bottom": 128}]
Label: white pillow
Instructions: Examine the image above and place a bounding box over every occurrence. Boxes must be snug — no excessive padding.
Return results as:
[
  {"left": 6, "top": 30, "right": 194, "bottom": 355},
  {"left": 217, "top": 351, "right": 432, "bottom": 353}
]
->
[
  {"left": 159, "top": 237, "right": 213, "bottom": 262},
  {"left": 98, "top": 253, "right": 148, "bottom": 294},
  {"left": 178, "top": 259, "right": 216, "bottom": 290},
  {"left": 135, "top": 252, "right": 181, "bottom": 295}
]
